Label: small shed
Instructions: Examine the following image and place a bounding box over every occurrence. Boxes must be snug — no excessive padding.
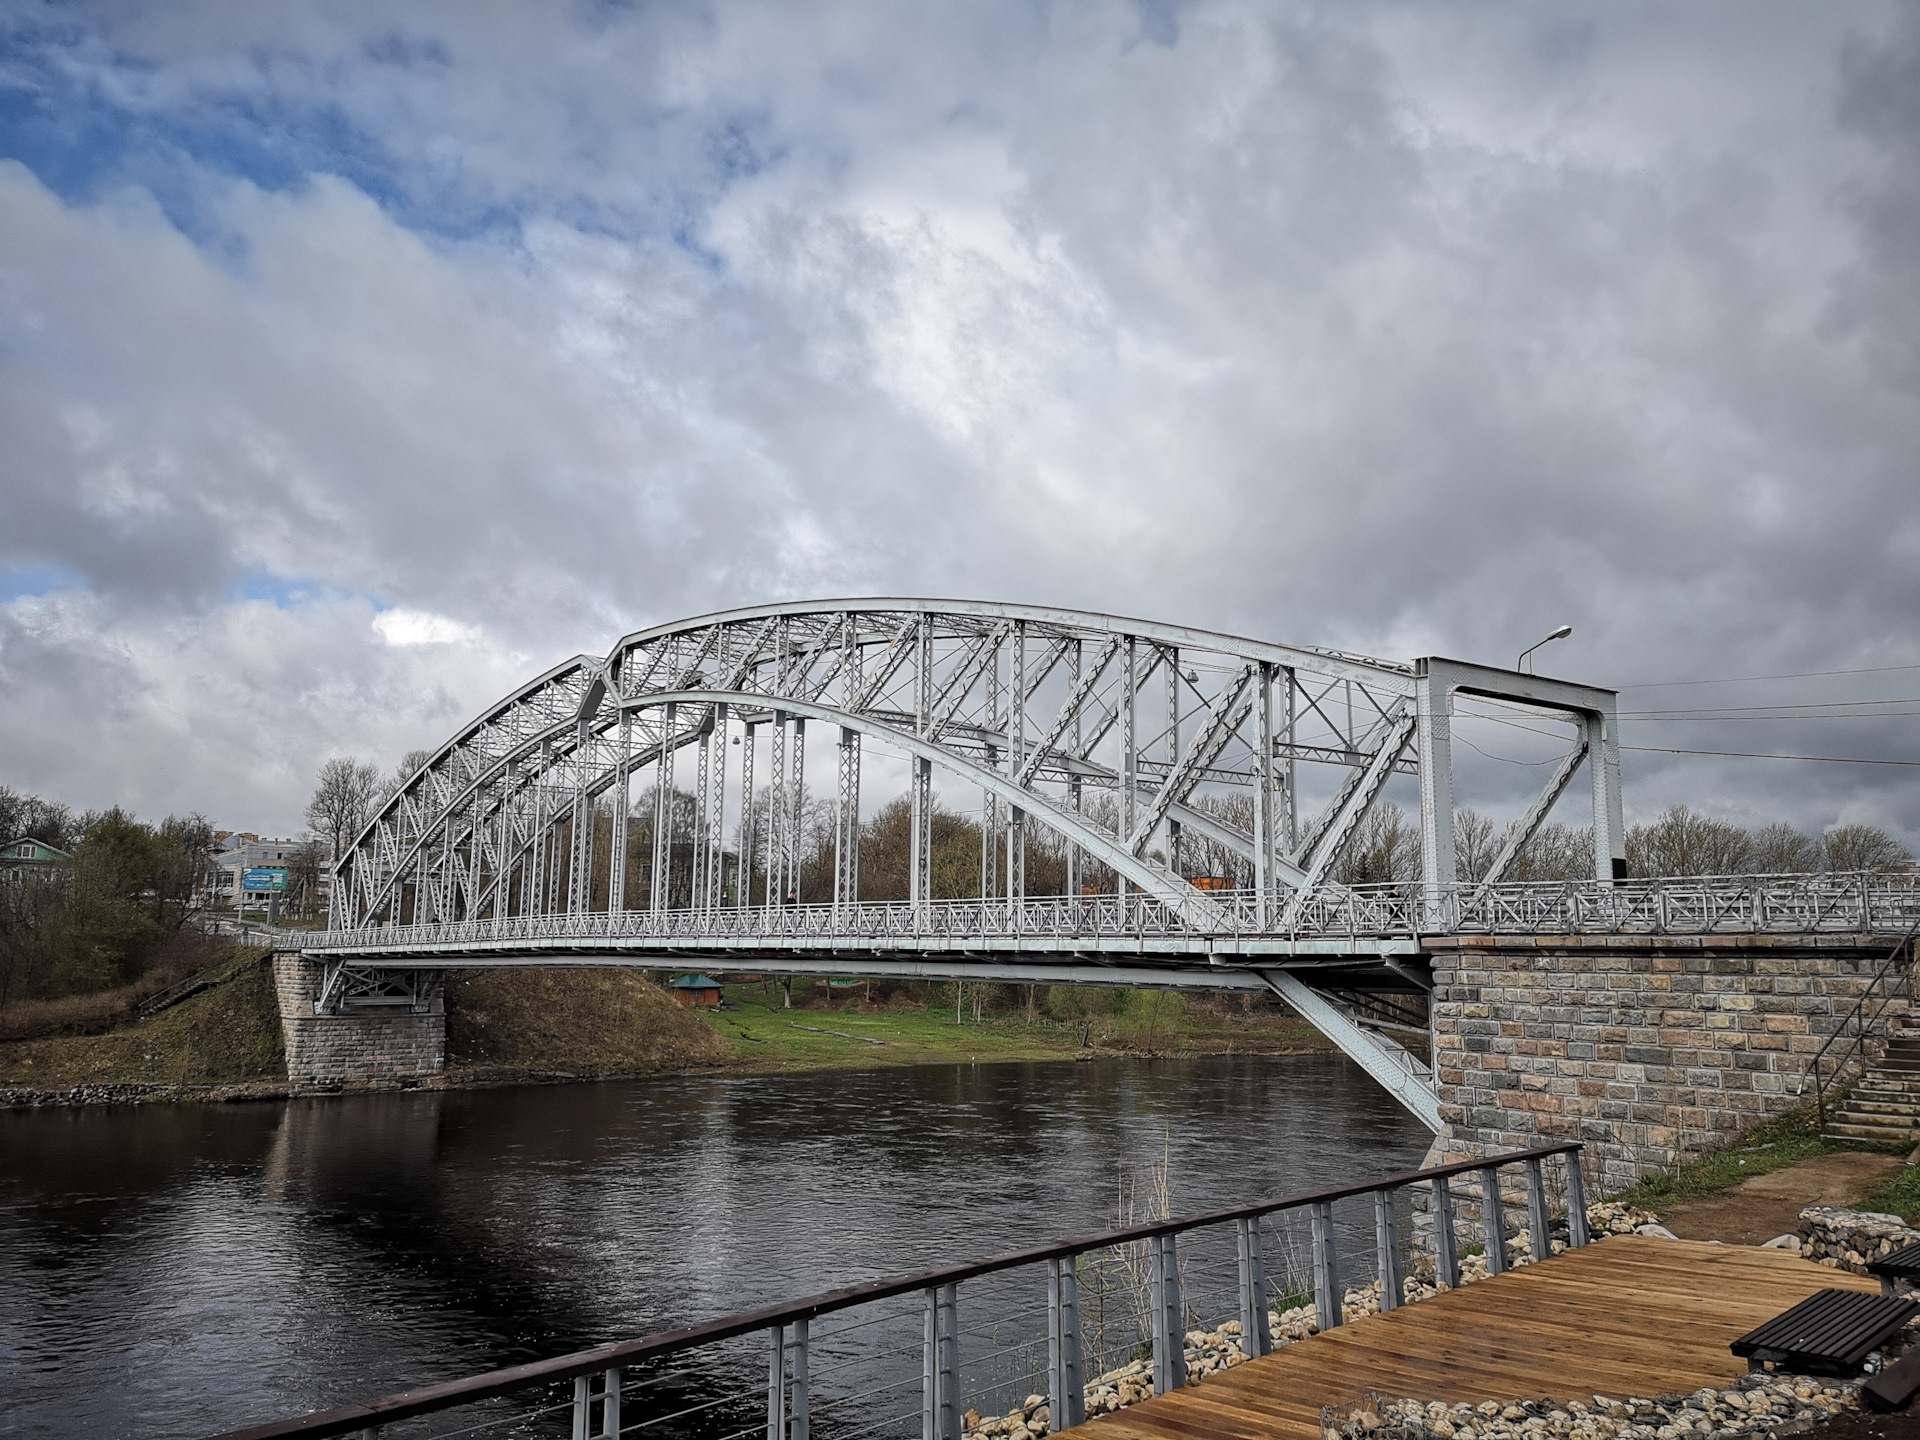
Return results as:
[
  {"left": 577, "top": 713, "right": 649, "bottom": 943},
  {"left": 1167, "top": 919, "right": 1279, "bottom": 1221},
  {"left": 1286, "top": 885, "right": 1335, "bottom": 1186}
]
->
[{"left": 668, "top": 973, "right": 724, "bottom": 1008}]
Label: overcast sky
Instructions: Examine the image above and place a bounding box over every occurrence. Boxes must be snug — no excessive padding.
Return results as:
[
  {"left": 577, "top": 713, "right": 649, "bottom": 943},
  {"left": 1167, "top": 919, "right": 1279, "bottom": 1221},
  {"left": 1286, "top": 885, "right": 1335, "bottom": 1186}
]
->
[{"left": 3, "top": 1, "right": 1919, "bottom": 842}]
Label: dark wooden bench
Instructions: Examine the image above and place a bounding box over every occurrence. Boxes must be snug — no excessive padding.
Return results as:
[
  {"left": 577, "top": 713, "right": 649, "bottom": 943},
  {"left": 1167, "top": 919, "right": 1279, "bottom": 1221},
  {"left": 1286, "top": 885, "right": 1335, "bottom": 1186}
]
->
[
  {"left": 1866, "top": 1241, "right": 1920, "bottom": 1297},
  {"left": 1731, "top": 1289, "right": 1919, "bottom": 1375}
]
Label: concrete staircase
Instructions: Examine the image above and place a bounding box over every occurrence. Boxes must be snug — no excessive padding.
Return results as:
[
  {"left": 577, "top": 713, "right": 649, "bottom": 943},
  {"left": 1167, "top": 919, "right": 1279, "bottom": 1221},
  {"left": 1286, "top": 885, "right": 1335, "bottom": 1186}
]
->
[{"left": 1823, "top": 1033, "right": 1920, "bottom": 1142}]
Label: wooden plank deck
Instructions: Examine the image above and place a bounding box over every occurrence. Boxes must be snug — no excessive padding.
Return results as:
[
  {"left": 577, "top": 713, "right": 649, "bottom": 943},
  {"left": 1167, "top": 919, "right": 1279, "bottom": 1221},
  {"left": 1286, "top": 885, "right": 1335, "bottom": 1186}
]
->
[{"left": 1072, "top": 1238, "right": 1878, "bottom": 1440}]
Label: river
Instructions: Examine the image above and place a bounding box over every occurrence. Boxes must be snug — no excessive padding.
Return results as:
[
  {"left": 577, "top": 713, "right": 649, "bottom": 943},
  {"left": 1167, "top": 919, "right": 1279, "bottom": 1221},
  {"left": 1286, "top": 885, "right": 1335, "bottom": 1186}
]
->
[{"left": 0, "top": 1054, "right": 1430, "bottom": 1439}]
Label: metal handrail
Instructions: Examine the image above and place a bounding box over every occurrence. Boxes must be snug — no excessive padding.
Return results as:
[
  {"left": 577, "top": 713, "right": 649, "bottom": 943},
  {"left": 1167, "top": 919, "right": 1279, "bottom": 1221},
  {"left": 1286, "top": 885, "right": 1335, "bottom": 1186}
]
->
[
  {"left": 207, "top": 1141, "right": 1585, "bottom": 1440},
  {"left": 304, "top": 873, "right": 1920, "bottom": 954},
  {"left": 1803, "top": 921, "right": 1920, "bottom": 1128}
]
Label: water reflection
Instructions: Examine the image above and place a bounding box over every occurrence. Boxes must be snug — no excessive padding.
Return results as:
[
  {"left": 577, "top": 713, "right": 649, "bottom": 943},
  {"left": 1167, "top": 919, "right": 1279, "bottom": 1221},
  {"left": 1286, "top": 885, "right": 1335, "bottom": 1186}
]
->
[{"left": 0, "top": 1054, "right": 1428, "bottom": 1439}]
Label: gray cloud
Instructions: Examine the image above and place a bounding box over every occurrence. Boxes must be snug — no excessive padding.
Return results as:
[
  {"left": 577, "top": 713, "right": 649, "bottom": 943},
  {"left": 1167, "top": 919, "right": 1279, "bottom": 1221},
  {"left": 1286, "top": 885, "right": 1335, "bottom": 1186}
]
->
[{"left": 1, "top": 0, "right": 1917, "bottom": 840}]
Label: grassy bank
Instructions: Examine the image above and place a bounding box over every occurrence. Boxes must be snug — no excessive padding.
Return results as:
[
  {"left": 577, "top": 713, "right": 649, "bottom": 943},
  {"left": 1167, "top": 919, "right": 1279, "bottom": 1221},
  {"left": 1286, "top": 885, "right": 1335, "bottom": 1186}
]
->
[
  {"left": 0, "top": 946, "right": 285, "bottom": 1090},
  {"left": 700, "top": 977, "right": 1329, "bottom": 1074},
  {"left": 0, "top": 957, "right": 1335, "bottom": 1103},
  {"left": 1608, "top": 1103, "right": 1912, "bottom": 1211}
]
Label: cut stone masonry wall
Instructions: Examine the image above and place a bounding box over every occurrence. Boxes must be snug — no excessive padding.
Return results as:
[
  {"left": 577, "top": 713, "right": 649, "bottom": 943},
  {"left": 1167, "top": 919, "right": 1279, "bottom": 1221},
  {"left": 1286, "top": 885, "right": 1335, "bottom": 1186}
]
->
[
  {"left": 1424, "top": 934, "right": 1907, "bottom": 1192},
  {"left": 271, "top": 953, "right": 445, "bottom": 1090}
]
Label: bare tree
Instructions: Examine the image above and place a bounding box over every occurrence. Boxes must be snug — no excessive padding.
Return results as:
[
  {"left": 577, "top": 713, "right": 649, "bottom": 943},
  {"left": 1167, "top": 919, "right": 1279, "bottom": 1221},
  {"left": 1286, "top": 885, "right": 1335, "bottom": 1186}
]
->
[
  {"left": 1626, "top": 805, "right": 1753, "bottom": 877},
  {"left": 306, "top": 757, "right": 382, "bottom": 865},
  {"left": 1823, "top": 823, "right": 1915, "bottom": 873},
  {"left": 1749, "top": 822, "right": 1821, "bottom": 874},
  {"left": 1454, "top": 808, "right": 1500, "bottom": 882},
  {"left": 382, "top": 748, "right": 438, "bottom": 802}
]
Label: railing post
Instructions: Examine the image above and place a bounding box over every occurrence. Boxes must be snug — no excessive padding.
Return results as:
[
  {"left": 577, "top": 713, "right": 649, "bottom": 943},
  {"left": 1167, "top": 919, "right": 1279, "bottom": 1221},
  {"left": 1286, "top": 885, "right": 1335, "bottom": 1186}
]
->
[
  {"left": 923, "top": 1287, "right": 937, "bottom": 1440},
  {"left": 1161, "top": 1233, "right": 1186, "bottom": 1389},
  {"left": 1432, "top": 1174, "right": 1460, "bottom": 1288},
  {"left": 1478, "top": 1166, "right": 1507, "bottom": 1275},
  {"left": 1373, "top": 1189, "right": 1402, "bottom": 1312},
  {"left": 604, "top": 1368, "right": 622, "bottom": 1440},
  {"left": 1564, "top": 1149, "right": 1591, "bottom": 1247},
  {"left": 573, "top": 1376, "right": 589, "bottom": 1440},
  {"left": 1235, "top": 1216, "right": 1272, "bottom": 1355},
  {"left": 1148, "top": 1234, "right": 1169, "bottom": 1392},
  {"left": 789, "top": 1320, "right": 809, "bottom": 1440},
  {"left": 937, "top": 1283, "right": 959, "bottom": 1440},
  {"left": 1309, "top": 1200, "right": 1341, "bottom": 1331},
  {"left": 1048, "top": 1256, "right": 1086, "bottom": 1429},
  {"left": 767, "top": 1324, "right": 786, "bottom": 1440},
  {"left": 1525, "top": 1156, "right": 1552, "bottom": 1263}
]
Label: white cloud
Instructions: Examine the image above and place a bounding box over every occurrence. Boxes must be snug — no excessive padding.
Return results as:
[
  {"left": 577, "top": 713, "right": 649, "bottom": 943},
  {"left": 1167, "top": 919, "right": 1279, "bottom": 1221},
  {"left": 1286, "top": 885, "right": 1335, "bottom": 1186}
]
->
[
  {"left": 371, "top": 609, "right": 485, "bottom": 648},
  {"left": 1, "top": 1, "right": 1918, "bottom": 841}
]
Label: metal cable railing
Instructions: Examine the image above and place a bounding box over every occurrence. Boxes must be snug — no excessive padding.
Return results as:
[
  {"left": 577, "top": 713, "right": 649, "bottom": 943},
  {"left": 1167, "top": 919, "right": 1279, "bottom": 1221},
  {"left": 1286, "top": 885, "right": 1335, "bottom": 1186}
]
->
[
  {"left": 207, "top": 1143, "right": 1589, "bottom": 1440},
  {"left": 1799, "top": 919, "right": 1920, "bottom": 1127}
]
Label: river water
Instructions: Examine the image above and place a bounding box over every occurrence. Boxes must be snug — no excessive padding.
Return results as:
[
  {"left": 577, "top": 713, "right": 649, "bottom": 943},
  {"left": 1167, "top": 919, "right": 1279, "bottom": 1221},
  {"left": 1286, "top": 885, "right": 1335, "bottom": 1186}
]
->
[{"left": 0, "top": 1055, "right": 1429, "bottom": 1440}]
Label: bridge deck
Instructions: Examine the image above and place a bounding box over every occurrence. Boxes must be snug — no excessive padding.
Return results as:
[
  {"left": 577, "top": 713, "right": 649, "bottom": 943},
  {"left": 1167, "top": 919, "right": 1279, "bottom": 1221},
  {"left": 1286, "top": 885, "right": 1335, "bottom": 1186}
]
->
[{"left": 1072, "top": 1238, "right": 1874, "bottom": 1440}]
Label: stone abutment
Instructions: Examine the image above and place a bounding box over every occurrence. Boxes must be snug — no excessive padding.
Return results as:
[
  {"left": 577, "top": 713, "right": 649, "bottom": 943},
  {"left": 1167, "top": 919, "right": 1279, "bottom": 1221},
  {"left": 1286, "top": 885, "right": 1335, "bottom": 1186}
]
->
[
  {"left": 271, "top": 954, "right": 445, "bottom": 1089},
  {"left": 1424, "top": 933, "right": 1911, "bottom": 1191}
]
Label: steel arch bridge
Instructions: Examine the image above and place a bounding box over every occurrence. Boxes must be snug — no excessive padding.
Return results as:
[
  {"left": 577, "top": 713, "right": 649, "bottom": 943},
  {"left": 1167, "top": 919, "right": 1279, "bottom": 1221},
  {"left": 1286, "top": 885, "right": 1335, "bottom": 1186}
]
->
[{"left": 301, "top": 600, "right": 1919, "bottom": 1130}]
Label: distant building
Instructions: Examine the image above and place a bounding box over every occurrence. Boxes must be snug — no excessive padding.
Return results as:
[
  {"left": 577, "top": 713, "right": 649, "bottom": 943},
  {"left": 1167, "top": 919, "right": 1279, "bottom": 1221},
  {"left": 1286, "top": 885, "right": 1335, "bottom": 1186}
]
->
[
  {"left": 668, "top": 973, "right": 724, "bottom": 1008},
  {"left": 0, "top": 835, "right": 70, "bottom": 872},
  {"left": 207, "top": 833, "right": 321, "bottom": 909}
]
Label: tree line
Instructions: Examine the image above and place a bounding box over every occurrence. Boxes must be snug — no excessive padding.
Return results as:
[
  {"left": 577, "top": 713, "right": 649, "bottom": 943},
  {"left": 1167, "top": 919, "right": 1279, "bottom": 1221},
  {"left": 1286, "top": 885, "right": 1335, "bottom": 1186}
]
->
[{"left": 0, "top": 786, "right": 215, "bottom": 1006}]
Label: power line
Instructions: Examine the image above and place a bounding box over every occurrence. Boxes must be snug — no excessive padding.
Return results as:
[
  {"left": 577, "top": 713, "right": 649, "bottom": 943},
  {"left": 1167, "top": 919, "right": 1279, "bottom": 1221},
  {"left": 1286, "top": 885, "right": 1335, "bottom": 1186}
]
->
[
  {"left": 1622, "top": 745, "right": 1920, "bottom": 767},
  {"left": 1621, "top": 695, "right": 1920, "bottom": 716},
  {"left": 1618, "top": 663, "right": 1920, "bottom": 689}
]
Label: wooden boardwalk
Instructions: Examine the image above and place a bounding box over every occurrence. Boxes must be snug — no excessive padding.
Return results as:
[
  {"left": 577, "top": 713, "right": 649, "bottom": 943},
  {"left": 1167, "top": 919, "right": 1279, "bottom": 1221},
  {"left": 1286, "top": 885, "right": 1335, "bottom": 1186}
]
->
[{"left": 1075, "top": 1238, "right": 1878, "bottom": 1440}]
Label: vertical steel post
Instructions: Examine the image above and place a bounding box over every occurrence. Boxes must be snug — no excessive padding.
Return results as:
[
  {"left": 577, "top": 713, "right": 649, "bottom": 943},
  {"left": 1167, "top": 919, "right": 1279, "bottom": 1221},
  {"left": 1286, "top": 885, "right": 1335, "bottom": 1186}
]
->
[
  {"left": 1374, "top": 1189, "right": 1402, "bottom": 1312},
  {"left": 692, "top": 729, "right": 711, "bottom": 911},
  {"left": 766, "top": 1323, "right": 786, "bottom": 1440},
  {"left": 1148, "top": 1234, "right": 1169, "bottom": 1393},
  {"left": 603, "top": 1368, "right": 622, "bottom": 1440},
  {"left": 1161, "top": 1233, "right": 1186, "bottom": 1389},
  {"left": 1282, "top": 667, "right": 1297, "bottom": 855},
  {"left": 651, "top": 705, "right": 675, "bottom": 911},
  {"left": 738, "top": 722, "right": 757, "bottom": 909},
  {"left": 1066, "top": 638, "right": 1083, "bottom": 901},
  {"left": 787, "top": 718, "right": 806, "bottom": 903},
  {"left": 910, "top": 757, "right": 932, "bottom": 920},
  {"left": 922, "top": 1287, "right": 938, "bottom": 1440},
  {"left": 788, "top": 1319, "right": 810, "bottom": 1440},
  {"left": 609, "top": 711, "right": 631, "bottom": 914},
  {"left": 836, "top": 727, "right": 861, "bottom": 913},
  {"left": 1432, "top": 1175, "right": 1460, "bottom": 1288},
  {"left": 1235, "top": 1216, "right": 1271, "bottom": 1355},
  {"left": 1048, "top": 1256, "right": 1087, "bottom": 1430},
  {"left": 1479, "top": 1166, "right": 1507, "bottom": 1274},
  {"left": 765, "top": 715, "right": 786, "bottom": 907},
  {"left": 1254, "top": 664, "right": 1275, "bottom": 924},
  {"left": 936, "top": 1283, "right": 958, "bottom": 1440},
  {"left": 706, "top": 704, "right": 728, "bottom": 910},
  {"left": 1120, "top": 637, "right": 1136, "bottom": 914},
  {"left": 1564, "top": 1151, "right": 1591, "bottom": 1247},
  {"left": 1309, "top": 1200, "right": 1340, "bottom": 1331},
  {"left": 1525, "top": 1156, "right": 1552, "bottom": 1263},
  {"left": 573, "top": 1376, "right": 590, "bottom": 1440}
]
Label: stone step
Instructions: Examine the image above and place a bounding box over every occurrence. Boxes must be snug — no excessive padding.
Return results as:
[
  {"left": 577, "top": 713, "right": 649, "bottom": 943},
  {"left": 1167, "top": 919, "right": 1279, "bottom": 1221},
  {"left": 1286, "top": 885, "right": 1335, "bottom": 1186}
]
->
[
  {"left": 1823, "top": 1120, "right": 1920, "bottom": 1142},
  {"left": 1835, "top": 1099, "right": 1920, "bottom": 1117}
]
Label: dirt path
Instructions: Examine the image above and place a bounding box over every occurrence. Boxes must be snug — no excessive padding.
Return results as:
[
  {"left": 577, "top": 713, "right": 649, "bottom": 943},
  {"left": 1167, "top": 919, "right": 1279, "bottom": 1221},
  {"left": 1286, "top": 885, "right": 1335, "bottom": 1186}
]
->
[{"left": 1658, "top": 1152, "right": 1907, "bottom": 1245}]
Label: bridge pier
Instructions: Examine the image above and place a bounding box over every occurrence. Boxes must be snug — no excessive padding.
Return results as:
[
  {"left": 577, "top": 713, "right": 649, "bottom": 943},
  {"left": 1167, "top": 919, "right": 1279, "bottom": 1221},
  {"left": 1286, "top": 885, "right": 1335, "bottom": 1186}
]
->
[
  {"left": 1422, "top": 934, "right": 1911, "bottom": 1194},
  {"left": 271, "top": 953, "right": 446, "bottom": 1090}
]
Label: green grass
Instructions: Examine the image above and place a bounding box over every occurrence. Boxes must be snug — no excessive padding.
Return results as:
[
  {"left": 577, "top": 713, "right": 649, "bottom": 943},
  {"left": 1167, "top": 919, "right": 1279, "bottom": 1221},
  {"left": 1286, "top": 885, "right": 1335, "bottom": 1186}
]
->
[
  {"left": 697, "top": 978, "right": 1327, "bottom": 1074},
  {"left": 1863, "top": 1164, "right": 1920, "bottom": 1221},
  {"left": 702, "top": 981, "right": 1091, "bottom": 1072},
  {"left": 1609, "top": 1103, "right": 1909, "bottom": 1208}
]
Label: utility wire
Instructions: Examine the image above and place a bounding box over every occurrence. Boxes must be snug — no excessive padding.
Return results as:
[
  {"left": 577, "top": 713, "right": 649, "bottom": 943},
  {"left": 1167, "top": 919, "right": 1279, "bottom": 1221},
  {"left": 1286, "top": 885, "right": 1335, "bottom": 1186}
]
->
[
  {"left": 1620, "top": 695, "right": 1920, "bottom": 716},
  {"left": 1622, "top": 745, "right": 1920, "bottom": 767},
  {"left": 1618, "top": 662, "right": 1920, "bottom": 689}
]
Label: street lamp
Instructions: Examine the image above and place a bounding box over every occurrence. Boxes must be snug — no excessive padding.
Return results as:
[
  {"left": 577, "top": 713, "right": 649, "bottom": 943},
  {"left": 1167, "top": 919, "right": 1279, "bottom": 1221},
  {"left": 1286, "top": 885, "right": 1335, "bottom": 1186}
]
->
[{"left": 1517, "top": 624, "right": 1573, "bottom": 674}]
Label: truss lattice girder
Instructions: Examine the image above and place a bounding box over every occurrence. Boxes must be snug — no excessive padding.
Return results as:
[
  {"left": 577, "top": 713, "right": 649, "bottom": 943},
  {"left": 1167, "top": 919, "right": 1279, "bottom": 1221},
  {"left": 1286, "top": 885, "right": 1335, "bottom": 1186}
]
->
[{"left": 333, "top": 602, "right": 1624, "bottom": 940}]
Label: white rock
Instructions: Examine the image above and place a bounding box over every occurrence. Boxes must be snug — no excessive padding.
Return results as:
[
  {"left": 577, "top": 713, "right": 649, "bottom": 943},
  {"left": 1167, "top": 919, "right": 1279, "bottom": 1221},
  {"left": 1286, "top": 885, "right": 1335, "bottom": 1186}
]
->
[
  {"left": 1759, "top": 1235, "right": 1800, "bottom": 1251},
  {"left": 1635, "top": 1224, "right": 1680, "bottom": 1240}
]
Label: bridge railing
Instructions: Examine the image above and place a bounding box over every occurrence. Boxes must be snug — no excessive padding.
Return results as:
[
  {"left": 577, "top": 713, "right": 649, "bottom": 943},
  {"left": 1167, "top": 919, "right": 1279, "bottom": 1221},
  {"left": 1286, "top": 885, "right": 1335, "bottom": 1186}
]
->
[
  {"left": 208, "top": 1142, "right": 1588, "bottom": 1440},
  {"left": 305, "top": 872, "right": 1920, "bottom": 951}
]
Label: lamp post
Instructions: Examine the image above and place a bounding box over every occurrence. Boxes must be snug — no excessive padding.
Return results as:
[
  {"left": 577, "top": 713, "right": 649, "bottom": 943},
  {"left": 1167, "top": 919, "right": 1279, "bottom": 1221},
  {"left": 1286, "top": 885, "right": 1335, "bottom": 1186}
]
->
[{"left": 1517, "top": 624, "right": 1573, "bottom": 675}]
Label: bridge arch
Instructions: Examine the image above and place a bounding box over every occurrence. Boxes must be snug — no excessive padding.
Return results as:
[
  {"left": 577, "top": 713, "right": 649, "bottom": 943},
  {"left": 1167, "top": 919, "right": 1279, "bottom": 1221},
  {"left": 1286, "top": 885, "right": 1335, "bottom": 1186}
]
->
[{"left": 330, "top": 599, "right": 1623, "bottom": 936}]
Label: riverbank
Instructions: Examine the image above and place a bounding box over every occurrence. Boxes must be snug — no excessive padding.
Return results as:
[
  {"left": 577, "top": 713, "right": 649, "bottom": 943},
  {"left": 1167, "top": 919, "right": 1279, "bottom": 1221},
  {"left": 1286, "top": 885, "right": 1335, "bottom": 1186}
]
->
[{"left": 0, "top": 957, "right": 1334, "bottom": 1105}]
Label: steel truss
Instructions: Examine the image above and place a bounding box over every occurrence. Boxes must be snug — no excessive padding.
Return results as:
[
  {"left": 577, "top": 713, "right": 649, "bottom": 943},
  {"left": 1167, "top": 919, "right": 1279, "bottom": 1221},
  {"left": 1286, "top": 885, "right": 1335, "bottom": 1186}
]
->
[{"left": 315, "top": 600, "right": 1649, "bottom": 1129}]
